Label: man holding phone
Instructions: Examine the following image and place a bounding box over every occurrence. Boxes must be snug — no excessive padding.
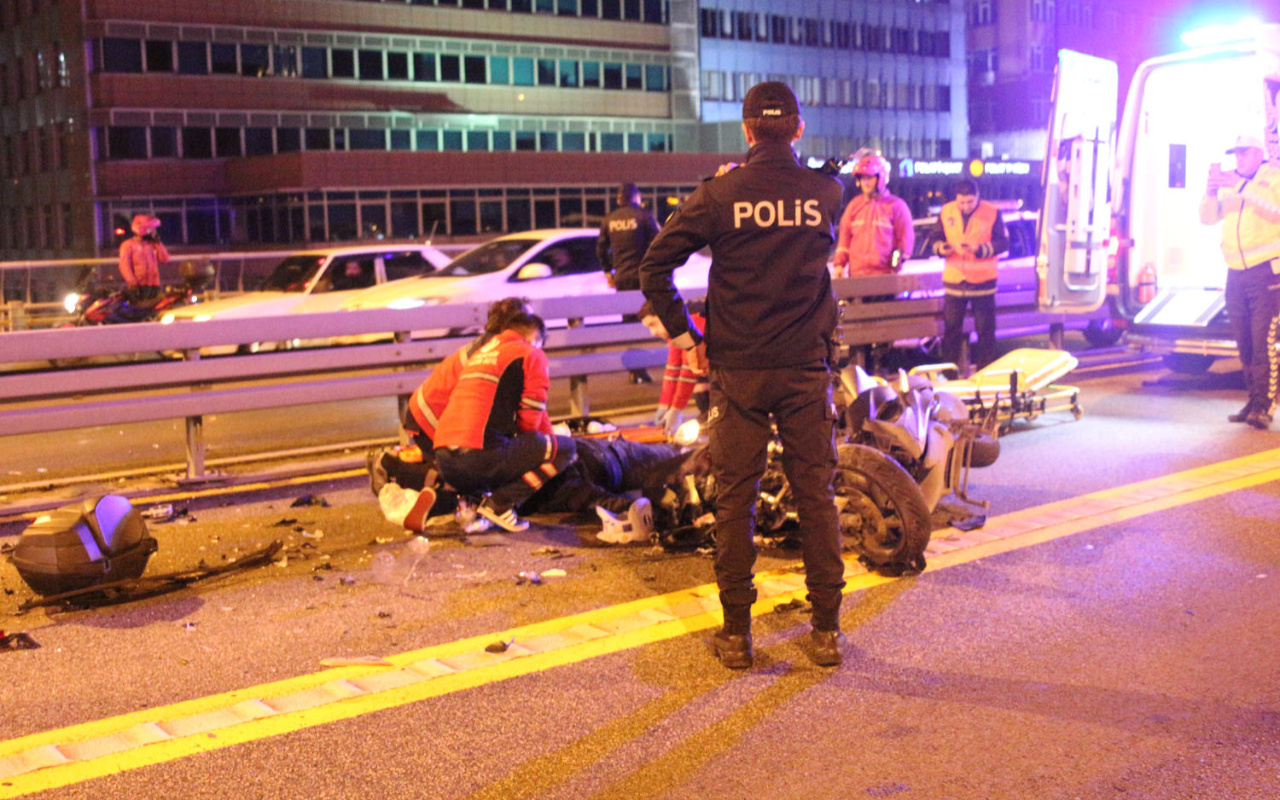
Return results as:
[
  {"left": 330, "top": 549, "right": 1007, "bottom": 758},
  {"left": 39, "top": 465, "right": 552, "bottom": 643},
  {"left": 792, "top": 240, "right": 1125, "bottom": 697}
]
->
[{"left": 1199, "top": 135, "right": 1280, "bottom": 429}]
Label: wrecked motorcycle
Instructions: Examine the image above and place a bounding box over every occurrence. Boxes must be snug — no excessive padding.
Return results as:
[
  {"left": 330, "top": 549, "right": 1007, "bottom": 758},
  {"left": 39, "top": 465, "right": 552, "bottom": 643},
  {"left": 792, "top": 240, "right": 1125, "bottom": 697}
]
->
[{"left": 655, "top": 363, "right": 996, "bottom": 574}]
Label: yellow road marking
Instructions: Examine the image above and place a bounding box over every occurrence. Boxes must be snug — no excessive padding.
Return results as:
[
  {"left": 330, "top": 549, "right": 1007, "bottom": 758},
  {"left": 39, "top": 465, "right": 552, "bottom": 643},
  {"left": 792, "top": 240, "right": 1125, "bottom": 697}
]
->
[{"left": 3, "top": 447, "right": 1280, "bottom": 797}]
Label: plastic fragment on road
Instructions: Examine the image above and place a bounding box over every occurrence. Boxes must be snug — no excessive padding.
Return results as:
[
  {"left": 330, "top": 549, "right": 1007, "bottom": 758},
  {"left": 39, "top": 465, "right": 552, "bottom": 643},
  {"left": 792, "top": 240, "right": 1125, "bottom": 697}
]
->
[
  {"left": 540, "top": 568, "right": 567, "bottom": 578},
  {"left": 140, "top": 504, "right": 175, "bottom": 522},
  {"left": 0, "top": 631, "right": 40, "bottom": 650},
  {"left": 515, "top": 570, "right": 542, "bottom": 585},
  {"left": 290, "top": 495, "right": 330, "bottom": 508}
]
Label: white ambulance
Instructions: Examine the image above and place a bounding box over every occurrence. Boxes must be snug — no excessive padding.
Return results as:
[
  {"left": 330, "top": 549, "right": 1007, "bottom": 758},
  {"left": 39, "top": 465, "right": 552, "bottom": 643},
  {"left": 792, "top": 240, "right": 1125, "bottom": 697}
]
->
[{"left": 1038, "top": 24, "right": 1280, "bottom": 372}]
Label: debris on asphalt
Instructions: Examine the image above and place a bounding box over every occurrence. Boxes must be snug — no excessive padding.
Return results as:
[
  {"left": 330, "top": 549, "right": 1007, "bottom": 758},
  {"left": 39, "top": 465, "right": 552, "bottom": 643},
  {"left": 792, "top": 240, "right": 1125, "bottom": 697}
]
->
[
  {"left": 320, "top": 655, "right": 393, "bottom": 667},
  {"left": 290, "top": 495, "right": 330, "bottom": 508},
  {"left": 531, "top": 546, "right": 561, "bottom": 556},
  {"left": 339, "top": 576, "right": 357, "bottom": 585},
  {"left": 301, "top": 529, "right": 324, "bottom": 540},
  {"left": 183, "top": 622, "right": 197, "bottom": 631},
  {"left": 540, "top": 568, "right": 567, "bottom": 579},
  {"left": 515, "top": 571, "right": 542, "bottom": 586},
  {"left": 773, "top": 598, "right": 810, "bottom": 614},
  {"left": 377, "top": 611, "right": 392, "bottom": 619},
  {"left": 271, "top": 518, "right": 299, "bottom": 527},
  {"left": 0, "top": 631, "right": 40, "bottom": 650},
  {"left": 485, "top": 638, "right": 514, "bottom": 653},
  {"left": 141, "top": 504, "right": 175, "bottom": 522}
]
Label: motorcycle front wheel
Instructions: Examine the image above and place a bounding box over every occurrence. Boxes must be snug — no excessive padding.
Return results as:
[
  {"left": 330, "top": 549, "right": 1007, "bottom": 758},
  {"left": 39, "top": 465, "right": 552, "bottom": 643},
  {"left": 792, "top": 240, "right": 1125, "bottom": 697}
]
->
[{"left": 834, "top": 443, "right": 932, "bottom": 574}]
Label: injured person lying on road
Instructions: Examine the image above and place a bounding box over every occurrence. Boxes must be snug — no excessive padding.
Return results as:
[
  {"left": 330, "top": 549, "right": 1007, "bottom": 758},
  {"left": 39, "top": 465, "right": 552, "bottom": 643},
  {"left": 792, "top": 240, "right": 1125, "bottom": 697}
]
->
[{"left": 369, "top": 435, "right": 693, "bottom": 545}]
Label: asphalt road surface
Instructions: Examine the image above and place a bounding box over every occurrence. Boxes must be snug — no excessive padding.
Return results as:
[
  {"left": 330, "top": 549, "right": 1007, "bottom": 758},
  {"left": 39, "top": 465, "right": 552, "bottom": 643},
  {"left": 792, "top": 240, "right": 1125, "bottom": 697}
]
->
[{"left": 0, "top": 350, "right": 1277, "bottom": 799}]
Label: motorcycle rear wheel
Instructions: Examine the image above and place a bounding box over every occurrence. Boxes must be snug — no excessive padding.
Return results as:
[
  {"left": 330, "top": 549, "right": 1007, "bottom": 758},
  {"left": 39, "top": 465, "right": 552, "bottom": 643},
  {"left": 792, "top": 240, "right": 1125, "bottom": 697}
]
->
[{"left": 834, "top": 443, "right": 932, "bottom": 574}]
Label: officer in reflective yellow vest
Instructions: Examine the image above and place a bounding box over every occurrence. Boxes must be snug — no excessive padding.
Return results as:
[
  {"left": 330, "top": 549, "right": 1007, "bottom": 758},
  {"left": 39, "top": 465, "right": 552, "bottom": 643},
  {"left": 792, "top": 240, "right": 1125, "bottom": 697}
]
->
[{"left": 931, "top": 179, "right": 1008, "bottom": 372}]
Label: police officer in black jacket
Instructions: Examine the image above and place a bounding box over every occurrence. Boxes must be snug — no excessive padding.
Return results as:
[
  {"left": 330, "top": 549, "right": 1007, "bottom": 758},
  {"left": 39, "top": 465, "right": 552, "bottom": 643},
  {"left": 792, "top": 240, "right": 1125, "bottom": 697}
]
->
[
  {"left": 639, "top": 81, "right": 847, "bottom": 670},
  {"left": 597, "top": 182, "right": 660, "bottom": 291}
]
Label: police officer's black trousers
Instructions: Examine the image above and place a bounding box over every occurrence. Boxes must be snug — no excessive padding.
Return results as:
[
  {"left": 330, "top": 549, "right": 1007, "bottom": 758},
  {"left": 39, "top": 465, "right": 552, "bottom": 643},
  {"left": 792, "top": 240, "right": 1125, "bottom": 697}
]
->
[
  {"left": 708, "top": 363, "right": 845, "bottom": 634},
  {"left": 1224, "top": 261, "right": 1280, "bottom": 413}
]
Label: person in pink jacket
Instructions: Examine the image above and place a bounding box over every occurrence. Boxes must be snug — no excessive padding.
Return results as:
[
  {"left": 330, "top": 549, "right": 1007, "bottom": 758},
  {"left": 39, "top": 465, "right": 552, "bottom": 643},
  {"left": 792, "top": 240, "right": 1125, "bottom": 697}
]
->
[
  {"left": 117, "top": 214, "right": 170, "bottom": 300},
  {"left": 832, "top": 152, "right": 914, "bottom": 276}
]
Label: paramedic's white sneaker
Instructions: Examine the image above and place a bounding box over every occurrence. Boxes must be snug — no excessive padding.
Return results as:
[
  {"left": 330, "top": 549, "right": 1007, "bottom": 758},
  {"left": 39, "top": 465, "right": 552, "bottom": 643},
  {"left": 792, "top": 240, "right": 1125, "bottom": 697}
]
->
[
  {"left": 593, "top": 497, "right": 654, "bottom": 545},
  {"left": 476, "top": 498, "right": 529, "bottom": 533}
]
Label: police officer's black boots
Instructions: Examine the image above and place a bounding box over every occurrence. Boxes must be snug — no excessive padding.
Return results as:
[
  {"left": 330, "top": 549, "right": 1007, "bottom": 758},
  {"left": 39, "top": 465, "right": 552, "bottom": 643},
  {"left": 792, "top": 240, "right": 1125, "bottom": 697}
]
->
[
  {"left": 711, "top": 629, "right": 753, "bottom": 670},
  {"left": 1228, "top": 401, "right": 1255, "bottom": 423},
  {"left": 808, "top": 629, "right": 847, "bottom": 668}
]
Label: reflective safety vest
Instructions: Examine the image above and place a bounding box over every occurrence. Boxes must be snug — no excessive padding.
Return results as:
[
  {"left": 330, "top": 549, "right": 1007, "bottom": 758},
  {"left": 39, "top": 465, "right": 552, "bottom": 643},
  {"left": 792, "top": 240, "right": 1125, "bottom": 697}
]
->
[
  {"left": 940, "top": 200, "right": 999, "bottom": 285},
  {"left": 1200, "top": 162, "right": 1280, "bottom": 270}
]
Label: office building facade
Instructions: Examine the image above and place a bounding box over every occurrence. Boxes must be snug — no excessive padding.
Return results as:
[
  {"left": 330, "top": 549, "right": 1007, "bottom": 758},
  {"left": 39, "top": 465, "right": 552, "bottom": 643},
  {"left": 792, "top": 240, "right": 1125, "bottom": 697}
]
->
[{"left": 1, "top": 0, "right": 965, "bottom": 260}]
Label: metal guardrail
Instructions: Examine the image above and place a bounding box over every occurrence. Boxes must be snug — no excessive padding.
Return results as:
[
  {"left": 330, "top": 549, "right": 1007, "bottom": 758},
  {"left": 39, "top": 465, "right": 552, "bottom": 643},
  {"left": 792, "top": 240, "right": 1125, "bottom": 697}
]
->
[
  {"left": 0, "top": 270, "right": 1095, "bottom": 484},
  {"left": 0, "top": 290, "right": 672, "bottom": 482}
]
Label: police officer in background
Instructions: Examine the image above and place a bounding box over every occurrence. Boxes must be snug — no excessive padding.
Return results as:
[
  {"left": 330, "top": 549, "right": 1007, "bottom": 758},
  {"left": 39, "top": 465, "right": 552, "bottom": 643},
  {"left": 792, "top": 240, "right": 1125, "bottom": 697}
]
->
[
  {"left": 597, "top": 182, "right": 660, "bottom": 291},
  {"left": 639, "top": 81, "right": 847, "bottom": 670}
]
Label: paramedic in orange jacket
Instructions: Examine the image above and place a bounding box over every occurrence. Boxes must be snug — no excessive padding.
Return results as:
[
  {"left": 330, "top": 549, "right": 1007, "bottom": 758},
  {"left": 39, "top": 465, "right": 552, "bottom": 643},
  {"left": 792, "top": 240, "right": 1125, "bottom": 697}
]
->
[
  {"left": 832, "top": 152, "right": 914, "bottom": 276},
  {"left": 638, "top": 299, "right": 708, "bottom": 436},
  {"left": 370, "top": 298, "right": 532, "bottom": 532},
  {"left": 432, "top": 310, "right": 576, "bottom": 532},
  {"left": 931, "top": 180, "right": 1008, "bottom": 371}
]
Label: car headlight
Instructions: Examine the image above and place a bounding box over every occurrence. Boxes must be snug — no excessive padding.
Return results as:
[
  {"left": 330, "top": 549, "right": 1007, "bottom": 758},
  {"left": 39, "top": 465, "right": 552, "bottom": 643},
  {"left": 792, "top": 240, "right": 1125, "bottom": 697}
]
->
[
  {"left": 386, "top": 298, "right": 427, "bottom": 310},
  {"left": 63, "top": 293, "right": 80, "bottom": 314},
  {"left": 193, "top": 314, "right": 212, "bottom": 322},
  {"left": 160, "top": 312, "right": 175, "bottom": 324}
]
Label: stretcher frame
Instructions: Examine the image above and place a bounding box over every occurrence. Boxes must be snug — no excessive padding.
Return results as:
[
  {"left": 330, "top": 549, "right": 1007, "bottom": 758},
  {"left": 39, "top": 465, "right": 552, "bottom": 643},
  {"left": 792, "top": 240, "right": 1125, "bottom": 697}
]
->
[{"left": 909, "top": 348, "right": 1083, "bottom": 430}]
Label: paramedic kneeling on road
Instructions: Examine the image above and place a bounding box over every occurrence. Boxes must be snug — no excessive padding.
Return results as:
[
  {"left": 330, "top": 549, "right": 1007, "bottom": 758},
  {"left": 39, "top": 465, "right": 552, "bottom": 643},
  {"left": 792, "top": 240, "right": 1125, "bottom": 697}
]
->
[
  {"left": 639, "top": 80, "right": 847, "bottom": 670},
  {"left": 932, "top": 180, "right": 1009, "bottom": 372},
  {"left": 1199, "top": 135, "right": 1280, "bottom": 430},
  {"left": 432, "top": 309, "right": 576, "bottom": 532}
]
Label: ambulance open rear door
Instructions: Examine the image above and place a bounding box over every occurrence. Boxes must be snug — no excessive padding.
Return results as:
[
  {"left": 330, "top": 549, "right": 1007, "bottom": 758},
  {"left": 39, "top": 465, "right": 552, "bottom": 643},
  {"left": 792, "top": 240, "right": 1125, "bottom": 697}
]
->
[{"left": 1037, "top": 49, "right": 1117, "bottom": 316}]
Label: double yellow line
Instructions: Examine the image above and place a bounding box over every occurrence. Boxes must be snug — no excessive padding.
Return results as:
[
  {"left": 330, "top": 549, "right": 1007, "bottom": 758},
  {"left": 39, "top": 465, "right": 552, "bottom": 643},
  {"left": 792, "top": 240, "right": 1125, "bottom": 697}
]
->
[{"left": 3, "top": 446, "right": 1280, "bottom": 797}]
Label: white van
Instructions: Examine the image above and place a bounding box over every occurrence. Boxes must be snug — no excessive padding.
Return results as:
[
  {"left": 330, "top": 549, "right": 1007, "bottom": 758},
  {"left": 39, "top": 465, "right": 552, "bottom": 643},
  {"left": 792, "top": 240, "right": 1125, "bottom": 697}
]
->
[{"left": 1038, "top": 25, "right": 1280, "bottom": 372}]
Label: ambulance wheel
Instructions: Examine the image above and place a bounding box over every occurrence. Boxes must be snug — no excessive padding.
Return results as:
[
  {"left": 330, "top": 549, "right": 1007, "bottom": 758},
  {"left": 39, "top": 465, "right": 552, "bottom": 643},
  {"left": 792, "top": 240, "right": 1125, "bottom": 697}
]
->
[
  {"left": 834, "top": 444, "right": 932, "bottom": 575},
  {"left": 1083, "top": 318, "right": 1123, "bottom": 348},
  {"left": 1162, "top": 353, "right": 1214, "bottom": 374}
]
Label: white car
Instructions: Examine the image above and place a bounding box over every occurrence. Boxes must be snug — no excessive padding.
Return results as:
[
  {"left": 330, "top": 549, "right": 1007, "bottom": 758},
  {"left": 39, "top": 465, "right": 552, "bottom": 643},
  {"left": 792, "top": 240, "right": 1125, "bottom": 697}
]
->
[
  {"left": 162, "top": 243, "right": 453, "bottom": 324},
  {"left": 341, "top": 228, "right": 710, "bottom": 328}
]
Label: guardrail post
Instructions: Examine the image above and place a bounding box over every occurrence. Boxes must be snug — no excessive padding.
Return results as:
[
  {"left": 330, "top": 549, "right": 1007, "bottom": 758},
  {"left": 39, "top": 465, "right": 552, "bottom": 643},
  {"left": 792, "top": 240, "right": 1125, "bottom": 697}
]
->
[
  {"left": 6, "top": 300, "right": 26, "bottom": 331},
  {"left": 185, "top": 415, "right": 207, "bottom": 480},
  {"left": 569, "top": 375, "right": 589, "bottom": 417}
]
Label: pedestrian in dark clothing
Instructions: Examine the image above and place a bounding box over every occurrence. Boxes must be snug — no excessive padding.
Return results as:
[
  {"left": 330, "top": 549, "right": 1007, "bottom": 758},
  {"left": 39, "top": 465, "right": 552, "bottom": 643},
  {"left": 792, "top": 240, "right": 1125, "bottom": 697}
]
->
[
  {"left": 597, "top": 182, "right": 660, "bottom": 291},
  {"left": 639, "top": 80, "right": 848, "bottom": 670}
]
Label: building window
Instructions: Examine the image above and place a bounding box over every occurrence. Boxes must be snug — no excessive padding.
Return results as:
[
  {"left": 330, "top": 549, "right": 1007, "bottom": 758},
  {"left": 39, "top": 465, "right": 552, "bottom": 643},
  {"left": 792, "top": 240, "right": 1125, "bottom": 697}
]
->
[
  {"left": 210, "top": 43, "right": 237, "bottom": 75},
  {"left": 241, "top": 44, "right": 269, "bottom": 77},
  {"left": 331, "top": 49, "right": 355, "bottom": 79},
  {"left": 414, "top": 53, "right": 437, "bottom": 82},
  {"left": 151, "top": 126, "right": 178, "bottom": 157},
  {"left": 182, "top": 127, "right": 213, "bottom": 159},
  {"left": 302, "top": 47, "right": 327, "bottom": 78},
  {"left": 107, "top": 126, "right": 148, "bottom": 159},
  {"left": 145, "top": 40, "right": 173, "bottom": 72},
  {"left": 513, "top": 57, "right": 534, "bottom": 86},
  {"left": 100, "top": 38, "right": 142, "bottom": 73},
  {"left": 350, "top": 129, "right": 385, "bottom": 150},
  {"left": 388, "top": 52, "right": 409, "bottom": 80},
  {"left": 358, "top": 50, "right": 384, "bottom": 80}
]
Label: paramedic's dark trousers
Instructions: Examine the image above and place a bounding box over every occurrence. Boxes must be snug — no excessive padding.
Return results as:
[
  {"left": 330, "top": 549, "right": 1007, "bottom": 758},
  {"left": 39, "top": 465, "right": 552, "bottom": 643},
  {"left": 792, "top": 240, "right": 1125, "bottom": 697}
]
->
[
  {"left": 1224, "top": 261, "right": 1280, "bottom": 413},
  {"left": 435, "top": 434, "right": 576, "bottom": 511},
  {"left": 708, "top": 363, "right": 845, "bottom": 634},
  {"left": 942, "top": 289, "right": 996, "bottom": 371}
]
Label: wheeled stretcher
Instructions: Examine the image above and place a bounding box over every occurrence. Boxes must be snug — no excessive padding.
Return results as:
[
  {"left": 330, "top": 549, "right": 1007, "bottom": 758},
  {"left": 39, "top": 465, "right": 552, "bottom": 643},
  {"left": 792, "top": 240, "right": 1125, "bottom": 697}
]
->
[{"left": 909, "top": 348, "right": 1083, "bottom": 429}]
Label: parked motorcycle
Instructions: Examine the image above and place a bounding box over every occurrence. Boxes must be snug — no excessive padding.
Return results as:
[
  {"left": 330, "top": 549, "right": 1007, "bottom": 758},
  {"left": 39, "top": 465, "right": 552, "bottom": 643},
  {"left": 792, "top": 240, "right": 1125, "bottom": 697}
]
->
[
  {"left": 68, "top": 284, "right": 194, "bottom": 326},
  {"left": 64, "top": 260, "right": 212, "bottom": 326}
]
